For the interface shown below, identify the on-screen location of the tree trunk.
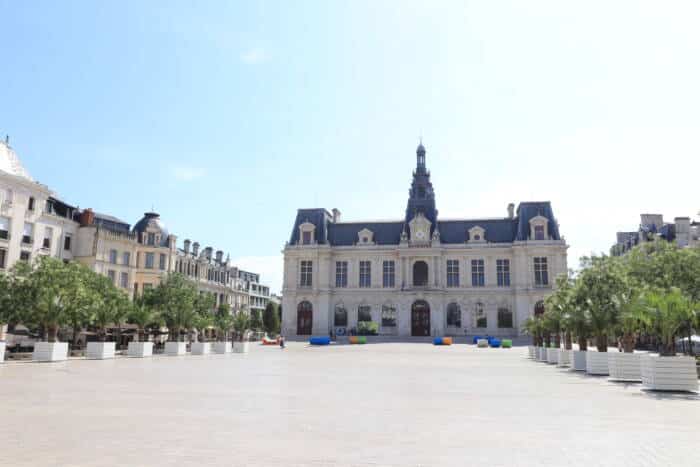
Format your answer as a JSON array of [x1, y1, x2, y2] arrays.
[[72, 325, 81, 349], [577, 336, 587, 351], [564, 331, 572, 350], [596, 334, 608, 352], [554, 333, 561, 347], [47, 324, 59, 343], [116, 327, 122, 350], [543, 333, 551, 347], [621, 332, 635, 353]]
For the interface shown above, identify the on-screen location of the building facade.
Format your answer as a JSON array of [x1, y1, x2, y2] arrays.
[[281, 143, 568, 338], [611, 212, 699, 256], [238, 269, 271, 314]]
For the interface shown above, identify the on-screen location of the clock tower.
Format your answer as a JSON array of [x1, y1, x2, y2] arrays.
[[405, 142, 438, 235]]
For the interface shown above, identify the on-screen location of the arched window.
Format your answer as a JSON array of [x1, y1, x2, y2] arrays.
[[475, 302, 487, 328], [381, 305, 397, 327], [413, 261, 428, 287], [358, 305, 372, 323], [534, 300, 545, 316], [446, 303, 461, 327], [334, 305, 347, 327], [497, 308, 513, 328]]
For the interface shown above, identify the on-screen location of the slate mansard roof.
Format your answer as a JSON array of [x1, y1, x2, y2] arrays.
[[288, 201, 561, 247]]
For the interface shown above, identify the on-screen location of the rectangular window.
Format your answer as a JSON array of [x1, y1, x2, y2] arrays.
[[534, 257, 549, 286], [120, 272, 129, 288], [122, 251, 130, 266], [302, 231, 312, 245], [382, 260, 395, 288], [145, 252, 155, 269], [0, 248, 6, 269], [159, 253, 166, 270], [64, 235, 72, 251], [446, 259, 460, 287], [497, 259, 510, 287], [109, 249, 118, 264], [107, 270, 116, 284], [534, 225, 545, 240], [497, 308, 513, 328], [28, 197, 35, 211], [300, 260, 313, 287], [20, 250, 30, 262], [335, 261, 347, 288], [358, 306, 372, 322], [0, 216, 9, 240], [359, 260, 371, 288], [42, 227, 52, 249], [22, 223, 33, 245], [381, 305, 397, 327], [147, 232, 155, 245], [471, 259, 485, 287]]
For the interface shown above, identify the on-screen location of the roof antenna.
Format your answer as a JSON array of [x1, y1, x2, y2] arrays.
[[4, 135, 8, 145]]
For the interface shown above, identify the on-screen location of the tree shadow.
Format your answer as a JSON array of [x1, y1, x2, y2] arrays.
[[639, 389, 700, 401]]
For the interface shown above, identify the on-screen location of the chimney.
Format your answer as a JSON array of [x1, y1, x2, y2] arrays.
[[507, 203, 515, 219], [205, 246, 213, 260], [192, 242, 200, 256], [80, 208, 95, 226], [184, 239, 191, 254], [216, 250, 223, 263], [332, 208, 341, 223], [674, 217, 691, 247]]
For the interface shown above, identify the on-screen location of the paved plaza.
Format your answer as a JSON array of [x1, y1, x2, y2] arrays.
[[1, 343, 698, 467]]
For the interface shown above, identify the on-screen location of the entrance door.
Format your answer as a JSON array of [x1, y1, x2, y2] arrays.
[[297, 301, 313, 335], [411, 300, 430, 336]]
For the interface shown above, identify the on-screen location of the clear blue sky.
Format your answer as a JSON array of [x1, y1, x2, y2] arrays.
[[2, 1, 699, 293]]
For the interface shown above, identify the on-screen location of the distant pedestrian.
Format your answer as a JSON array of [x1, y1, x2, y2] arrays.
[[279, 335, 285, 350]]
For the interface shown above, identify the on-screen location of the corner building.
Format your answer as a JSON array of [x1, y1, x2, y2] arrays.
[[282, 143, 568, 338]]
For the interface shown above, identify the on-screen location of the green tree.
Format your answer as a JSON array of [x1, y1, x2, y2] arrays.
[[149, 273, 199, 342], [213, 304, 233, 341], [249, 309, 263, 332], [127, 295, 160, 342], [0, 273, 13, 341], [645, 288, 698, 356], [263, 301, 280, 336], [611, 287, 650, 352], [522, 316, 543, 347], [232, 311, 250, 342]]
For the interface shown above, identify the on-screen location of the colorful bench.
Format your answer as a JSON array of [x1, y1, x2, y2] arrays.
[[488, 338, 501, 348], [477, 339, 489, 348], [349, 336, 367, 344], [309, 336, 331, 346], [501, 339, 512, 348], [433, 337, 453, 346]]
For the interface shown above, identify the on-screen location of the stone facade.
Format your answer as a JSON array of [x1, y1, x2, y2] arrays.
[[282, 143, 568, 338], [611, 212, 699, 255]]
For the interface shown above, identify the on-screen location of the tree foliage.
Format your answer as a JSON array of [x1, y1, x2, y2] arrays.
[[263, 301, 280, 336]]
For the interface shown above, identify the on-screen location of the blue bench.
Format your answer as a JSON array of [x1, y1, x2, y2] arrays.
[[309, 336, 331, 346]]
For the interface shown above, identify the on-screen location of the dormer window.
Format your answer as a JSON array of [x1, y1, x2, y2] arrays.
[[468, 226, 486, 243], [529, 216, 549, 241], [357, 228, 374, 245], [299, 222, 316, 246]]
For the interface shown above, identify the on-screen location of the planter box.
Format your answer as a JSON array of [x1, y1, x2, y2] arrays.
[[127, 341, 153, 358], [528, 346, 536, 359], [571, 350, 587, 371], [537, 347, 548, 362], [164, 342, 188, 356], [191, 342, 211, 355], [557, 349, 571, 367], [0, 341, 5, 363], [233, 341, 250, 353], [86, 342, 116, 360], [212, 342, 231, 354], [546, 348, 559, 364], [608, 352, 641, 382], [641, 354, 699, 392], [586, 351, 610, 375], [32, 342, 68, 362], [476, 339, 489, 348]]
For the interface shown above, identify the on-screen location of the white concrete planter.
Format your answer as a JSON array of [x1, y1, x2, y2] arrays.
[[191, 342, 211, 355], [546, 348, 559, 364], [608, 352, 641, 382], [537, 347, 547, 362], [477, 339, 488, 348], [86, 342, 116, 360], [32, 342, 68, 362], [527, 345, 536, 359], [557, 348, 571, 367], [586, 351, 610, 375], [233, 341, 250, 353], [0, 341, 5, 363], [641, 354, 699, 392], [213, 342, 231, 354], [571, 350, 587, 371], [164, 341, 188, 356], [127, 341, 153, 358]]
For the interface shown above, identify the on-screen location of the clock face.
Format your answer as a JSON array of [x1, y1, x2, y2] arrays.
[[416, 230, 426, 239]]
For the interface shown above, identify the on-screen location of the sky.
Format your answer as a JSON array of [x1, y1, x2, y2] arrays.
[[1, 1, 699, 293]]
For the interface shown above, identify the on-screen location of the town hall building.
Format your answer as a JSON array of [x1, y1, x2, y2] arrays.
[[281, 142, 568, 338]]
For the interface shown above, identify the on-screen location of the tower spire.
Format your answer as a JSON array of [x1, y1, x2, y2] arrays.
[[416, 139, 426, 172]]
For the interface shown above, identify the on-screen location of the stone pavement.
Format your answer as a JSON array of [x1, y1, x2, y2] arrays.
[[0, 342, 697, 467]]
